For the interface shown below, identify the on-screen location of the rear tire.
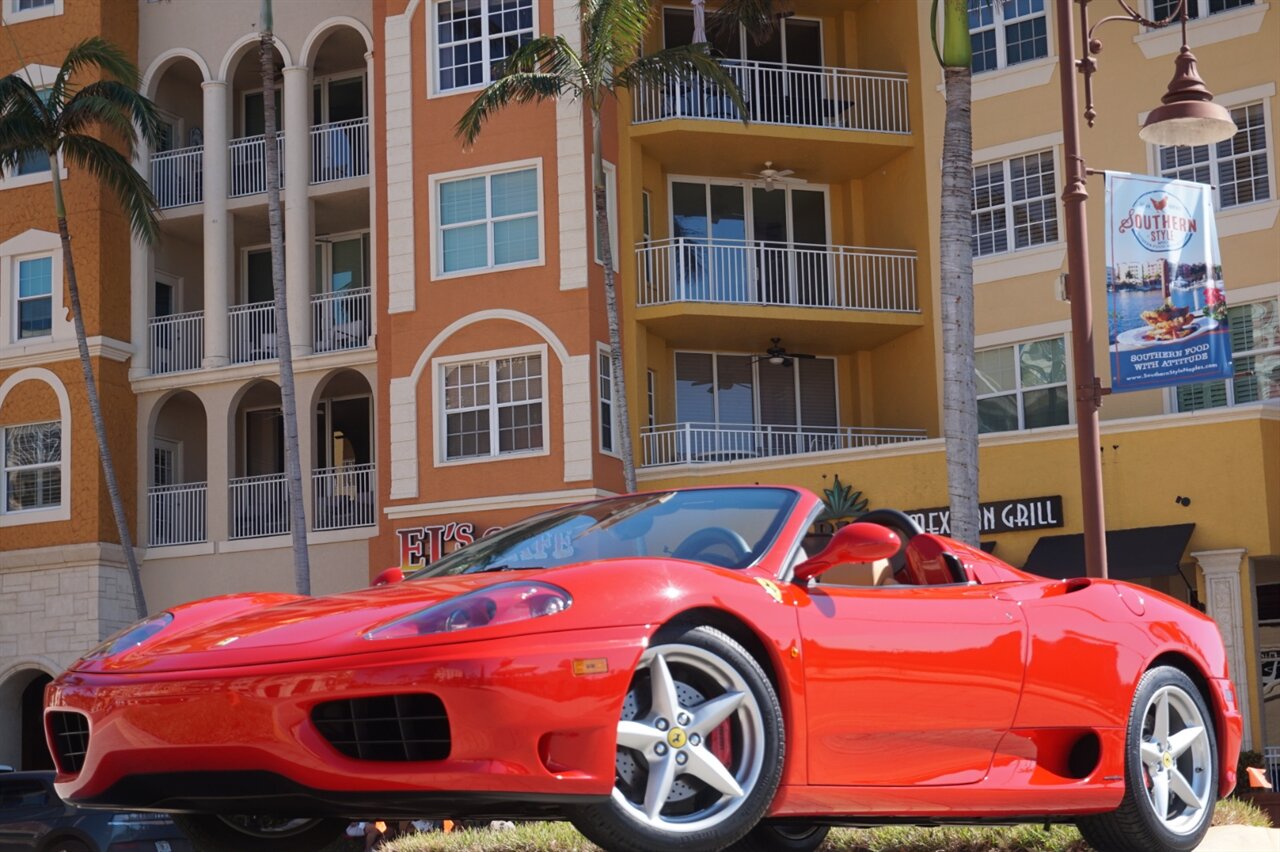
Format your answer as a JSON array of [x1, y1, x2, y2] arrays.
[[173, 814, 348, 852], [728, 820, 829, 851], [1075, 666, 1217, 852]]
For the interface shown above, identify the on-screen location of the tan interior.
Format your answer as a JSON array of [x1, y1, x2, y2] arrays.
[[821, 558, 898, 587]]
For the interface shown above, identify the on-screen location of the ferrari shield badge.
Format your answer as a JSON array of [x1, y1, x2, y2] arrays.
[[754, 577, 783, 603]]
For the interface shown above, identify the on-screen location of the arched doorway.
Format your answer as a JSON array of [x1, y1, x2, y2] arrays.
[[0, 668, 53, 770]]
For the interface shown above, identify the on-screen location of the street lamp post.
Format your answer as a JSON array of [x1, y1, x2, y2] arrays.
[[1054, 0, 1236, 579]]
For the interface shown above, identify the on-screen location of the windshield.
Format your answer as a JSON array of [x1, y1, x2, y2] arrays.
[[408, 488, 799, 578]]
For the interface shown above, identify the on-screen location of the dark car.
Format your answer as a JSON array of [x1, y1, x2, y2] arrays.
[[0, 771, 191, 852]]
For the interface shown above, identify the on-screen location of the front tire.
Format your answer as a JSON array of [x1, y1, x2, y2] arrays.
[[569, 625, 783, 852], [1076, 666, 1217, 852], [172, 814, 348, 852]]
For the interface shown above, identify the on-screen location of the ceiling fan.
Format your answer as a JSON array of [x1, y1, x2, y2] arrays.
[[744, 162, 807, 191], [753, 338, 816, 367]]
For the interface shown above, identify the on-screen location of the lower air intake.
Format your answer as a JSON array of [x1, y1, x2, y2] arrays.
[[312, 693, 451, 762], [48, 711, 90, 774]]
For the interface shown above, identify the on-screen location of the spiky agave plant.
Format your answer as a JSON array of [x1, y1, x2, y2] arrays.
[[818, 474, 869, 523]]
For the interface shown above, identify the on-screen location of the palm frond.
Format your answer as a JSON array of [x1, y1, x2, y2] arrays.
[[456, 72, 569, 146], [60, 134, 158, 243], [582, 0, 652, 84], [59, 80, 160, 150], [0, 75, 54, 171], [710, 0, 783, 44], [502, 34, 585, 83], [615, 43, 748, 123], [51, 37, 141, 107]]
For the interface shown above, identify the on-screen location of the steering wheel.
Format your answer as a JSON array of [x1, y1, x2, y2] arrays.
[[673, 526, 753, 568], [855, 509, 922, 543]]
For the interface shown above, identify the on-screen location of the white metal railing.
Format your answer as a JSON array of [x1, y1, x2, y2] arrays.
[[641, 422, 928, 467], [637, 238, 918, 313], [311, 117, 370, 184], [1265, 746, 1280, 791], [229, 133, 285, 197], [150, 145, 203, 208], [311, 287, 371, 353], [312, 463, 376, 531], [148, 482, 207, 546], [632, 60, 910, 134], [229, 301, 277, 364], [148, 310, 204, 375], [229, 472, 289, 539]]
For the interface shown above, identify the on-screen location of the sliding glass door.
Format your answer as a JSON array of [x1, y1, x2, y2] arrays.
[[671, 180, 830, 306]]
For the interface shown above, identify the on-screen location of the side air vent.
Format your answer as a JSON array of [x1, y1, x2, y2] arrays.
[[48, 711, 90, 774], [312, 693, 451, 762]]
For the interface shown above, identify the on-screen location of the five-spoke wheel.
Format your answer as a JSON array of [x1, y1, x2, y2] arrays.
[[1077, 666, 1218, 852], [570, 624, 783, 852]]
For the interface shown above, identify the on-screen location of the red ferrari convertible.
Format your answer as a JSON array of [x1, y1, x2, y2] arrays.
[[45, 486, 1240, 852]]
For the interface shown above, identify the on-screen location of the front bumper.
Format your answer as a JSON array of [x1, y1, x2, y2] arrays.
[[46, 626, 645, 817]]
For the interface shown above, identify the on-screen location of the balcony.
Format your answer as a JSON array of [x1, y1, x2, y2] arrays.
[[229, 133, 286, 198], [229, 472, 289, 539], [151, 145, 203, 209], [311, 118, 370, 184], [641, 422, 928, 468], [147, 482, 208, 546], [229, 301, 277, 365], [149, 311, 204, 374], [313, 463, 376, 531], [637, 239, 918, 313], [311, 288, 372, 353], [632, 61, 909, 135]]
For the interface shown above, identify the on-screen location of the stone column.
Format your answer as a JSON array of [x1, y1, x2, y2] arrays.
[[364, 50, 378, 340], [283, 65, 313, 358], [128, 235, 152, 381], [203, 385, 232, 544], [202, 80, 231, 368], [1196, 547, 1252, 750]]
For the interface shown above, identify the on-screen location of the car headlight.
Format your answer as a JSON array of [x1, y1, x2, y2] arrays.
[[363, 582, 572, 641], [83, 612, 174, 660]]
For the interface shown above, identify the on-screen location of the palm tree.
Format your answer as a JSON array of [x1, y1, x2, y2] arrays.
[[258, 0, 311, 595], [0, 38, 159, 617], [931, 0, 980, 546], [458, 0, 744, 494]]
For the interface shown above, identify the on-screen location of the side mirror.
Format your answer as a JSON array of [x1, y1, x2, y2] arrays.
[[372, 567, 404, 587], [793, 522, 901, 582]]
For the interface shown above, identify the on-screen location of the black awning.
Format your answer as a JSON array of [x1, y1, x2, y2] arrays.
[[1022, 524, 1195, 580]]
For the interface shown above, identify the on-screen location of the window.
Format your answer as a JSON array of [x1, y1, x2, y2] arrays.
[[1257, 581, 1280, 624], [598, 348, 615, 454], [3, 0, 60, 23], [442, 353, 543, 460], [675, 352, 837, 427], [972, 149, 1058, 256], [8, 88, 50, 176], [15, 255, 53, 339], [435, 0, 534, 93], [1152, 0, 1253, 20], [594, 162, 618, 271], [976, 336, 1069, 433], [969, 0, 1049, 74], [437, 165, 541, 274], [2, 421, 61, 512], [1177, 299, 1279, 411], [1158, 102, 1270, 209]]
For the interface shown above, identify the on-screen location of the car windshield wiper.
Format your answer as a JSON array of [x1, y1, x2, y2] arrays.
[[464, 563, 543, 574]]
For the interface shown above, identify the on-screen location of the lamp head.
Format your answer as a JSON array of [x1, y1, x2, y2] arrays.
[[1139, 47, 1236, 147]]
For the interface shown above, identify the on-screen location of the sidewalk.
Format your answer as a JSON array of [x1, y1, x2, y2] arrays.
[[1198, 826, 1280, 851]]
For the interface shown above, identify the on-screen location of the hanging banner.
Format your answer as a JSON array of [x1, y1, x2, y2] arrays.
[[1105, 171, 1232, 392]]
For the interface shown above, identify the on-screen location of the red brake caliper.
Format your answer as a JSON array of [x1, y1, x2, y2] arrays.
[[709, 720, 732, 766]]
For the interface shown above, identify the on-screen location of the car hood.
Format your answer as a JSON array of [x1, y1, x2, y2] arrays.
[[74, 572, 565, 674]]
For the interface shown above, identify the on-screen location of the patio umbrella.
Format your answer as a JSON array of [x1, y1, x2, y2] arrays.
[[692, 0, 707, 43]]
